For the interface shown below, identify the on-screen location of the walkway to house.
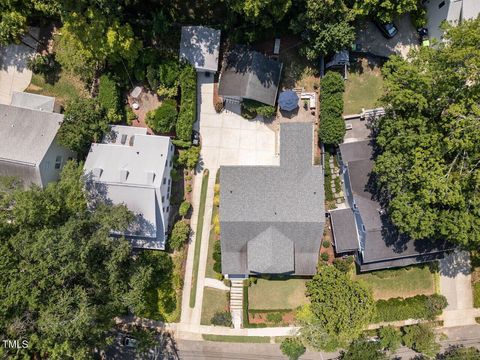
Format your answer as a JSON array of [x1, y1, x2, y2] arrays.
[[439, 250, 480, 327], [230, 279, 244, 329], [204, 278, 230, 291], [0, 29, 38, 104]]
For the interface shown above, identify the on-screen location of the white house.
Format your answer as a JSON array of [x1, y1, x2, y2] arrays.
[[84, 125, 174, 250], [425, 0, 480, 42], [179, 26, 221, 73], [0, 96, 75, 187]]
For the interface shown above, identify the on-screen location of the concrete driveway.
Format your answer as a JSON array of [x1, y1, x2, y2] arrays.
[[197, 73, 279, 169], [0, 30, 37, 104], [355, 14, 419, 59]]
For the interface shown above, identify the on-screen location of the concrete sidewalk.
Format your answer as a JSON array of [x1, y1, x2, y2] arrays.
[[204, 277, 230, 291]]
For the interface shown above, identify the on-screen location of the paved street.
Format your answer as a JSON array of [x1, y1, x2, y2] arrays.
[[0, 30, 38, 104]]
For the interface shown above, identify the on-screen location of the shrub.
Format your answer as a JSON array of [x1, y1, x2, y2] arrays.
[[27, 53, 59, 79], [176, 64, 196, 143], [333, 256, 354, 273], [321, 252, 329, 262], [319, 71, 346, 145], [179, 201, 191, 217], [213, 194, 220, 207], [378, 325, 402, 352], [185, 184, 192, 193], [374, 294, 448, 323], [402, 323, 440, 358], [125, 105, 137, 125], [321, 71, 344, 95], [146, 99, 178, 134], [214, 184, 220, 195], [98, 75, 122, 123], [177, 146, 200, 170], [211, 312, 232, 327], [473, 282, 480, 308], [322, 240, 330, 248], [214, 99, 224, 113], [170, 220, 190, 251], [241, 99, 276, 119], [411, 5, 427, 28], [266, 312, 283, 324], [280, 338, 306, 360], [213, 241, 222, 274]]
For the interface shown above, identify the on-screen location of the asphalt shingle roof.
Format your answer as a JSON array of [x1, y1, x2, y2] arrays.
[[220, 123, 324, 275], [179, 26, 221, 72], [330, 208, 359, 252]]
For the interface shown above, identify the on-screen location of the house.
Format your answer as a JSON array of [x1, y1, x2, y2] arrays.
[[220, 123, 325, 277], [10, 91, 56, 112], [0, 100, 74, 187], [84, 125, 174, 250], [218, 46, 283, 106], [331, 139, 450, 271], [179, 26, 221, 73], [425, 0, 480, 42]]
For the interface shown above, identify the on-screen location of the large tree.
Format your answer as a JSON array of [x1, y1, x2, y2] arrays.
[[353, 0, 419, 23], [298, 265, 374, 351], [291, 0, 355, 60], [373, 18, 480, 248], [340, 338, 388, 360], [0, 162, 174, 359]]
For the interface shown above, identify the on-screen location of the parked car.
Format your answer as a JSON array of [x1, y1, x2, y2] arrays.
[[192, 130, 201, 146], [121, 336, 137, 348], [374, 20, 398, 39]]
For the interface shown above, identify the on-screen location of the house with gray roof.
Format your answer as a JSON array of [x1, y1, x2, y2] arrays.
[[10, 91, 55, 112], [332, 139, 450, 271], [180, 26, 221, 72], [0, 102, 74, 187], [218, 46, 283, 106], [84, 125, 174, 250], [220, 123, 324, 277]]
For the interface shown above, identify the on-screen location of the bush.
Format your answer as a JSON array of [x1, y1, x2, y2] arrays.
[[280, 338, 306, 360], [374, 294, 448, 323], [402, 323, 440, 358], [125, 105, 137, 125], [146, 99, 178, 134], [98, 75, 122, 123], [241, 99, 276, 119], [214, 99, 224, 113], [146, 60, 180, 93], [319, 71, 346, 145], [333, 256, 354, 273], [176, 65, 196, 143], [320, 252, 329, 261], [266, 312, 283, 324], [321, 71, 345, 95], [322, 240, 330, 248], [177, 146, 200, 170], [411, 5, 427, 28], [27, 53, 59, 79], [185, 184, 192, 193], [213, 241, 222, 274], [378, 325, 402, 352], [179, 201, 191, 217], [473, 282, 480, 308], [211, 311, 232, 327], [213, 194, 220, 207], [170, 220, 190, 251]]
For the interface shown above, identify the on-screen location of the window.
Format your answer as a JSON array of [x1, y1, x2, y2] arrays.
[[168, 179, 171, 186], [162, 196, 165, 202], [169, 160, 172, 167], [166, 206, 170, 213], [439, 1, 445, 8], [163, 177, 166, 185], [167, 193, 170, 200], [163, 207, 165, 212], [361, 224, 366, 232], [54, 156, 62, 170]]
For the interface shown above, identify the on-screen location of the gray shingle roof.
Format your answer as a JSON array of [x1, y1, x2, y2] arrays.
[[218, 46, 282, 106], [179, 26, 221, 72], [0, 103, 63, 165], [330, 208, 359, 252], [220, 123, 324, 275], [10, 91, 55, 112]]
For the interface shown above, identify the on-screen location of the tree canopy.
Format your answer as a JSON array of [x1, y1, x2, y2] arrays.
[[340, 338, 388, 360], [0, 162, 176, 358], [298, 265, 374, 351], [373, 18, 480, 248]]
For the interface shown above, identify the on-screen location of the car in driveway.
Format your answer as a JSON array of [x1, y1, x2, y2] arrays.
[[121, 336, 137, 348], [374, 20, 399, 39]]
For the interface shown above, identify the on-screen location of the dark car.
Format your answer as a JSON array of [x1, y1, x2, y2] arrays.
[[374, 20, 398, 39], [192, 130, 201, 146]]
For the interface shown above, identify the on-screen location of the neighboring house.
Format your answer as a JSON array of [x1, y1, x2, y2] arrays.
[[220, 123, 325, 277], [179, 26, 221, 73], [0, 101, 74, 187], [425, 0, 480, 42], [331, 139, 450, 271], [218, 45, 283, 106], [84, 125, 174, 250], [10, 91, 55, 112]]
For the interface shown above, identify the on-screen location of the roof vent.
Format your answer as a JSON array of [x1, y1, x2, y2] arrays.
[[378, 208, 386, 215], [121, 134, 127, 145], [120, 169, 129, 182], [146, 172, 156, 184], [129, 135, 135, 146], [92, 167, 103, 178]]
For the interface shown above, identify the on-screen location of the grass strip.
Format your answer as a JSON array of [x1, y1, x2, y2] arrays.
[[189, 170, 210, 307], [202, 334, 270, 343]]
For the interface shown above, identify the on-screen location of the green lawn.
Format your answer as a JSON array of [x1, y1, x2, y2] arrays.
[[248, 278, 309, 310], [343, 59, 384, 115], [189, 170, 210, 307], [26, 72, 89, 106], [354, 265, 437, 300], [202, 335, 270, 343], [201, 288, 229, 325]]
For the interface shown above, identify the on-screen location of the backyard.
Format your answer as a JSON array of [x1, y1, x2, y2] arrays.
[[354, 264, 438, 300], [343, 57, 384, 115], [201, 288, 229, 325]]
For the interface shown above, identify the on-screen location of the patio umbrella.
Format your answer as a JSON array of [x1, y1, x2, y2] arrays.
[[278, 90, 299, 111]]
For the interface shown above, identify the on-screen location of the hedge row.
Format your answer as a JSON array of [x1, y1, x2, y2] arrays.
[[319, 71, 346, 145], [373, 294, 448, 323], [176, 64, 196, 144], [98, 74, 122, 123], [324, 152, 334, 201]]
